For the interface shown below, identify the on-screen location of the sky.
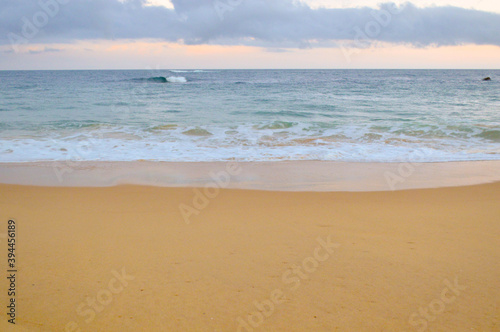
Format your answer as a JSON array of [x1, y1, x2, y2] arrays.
[[1, 0, 499, 69]]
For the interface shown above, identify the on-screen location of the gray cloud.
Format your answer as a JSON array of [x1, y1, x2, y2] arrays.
[[1, 0, 499, 49]]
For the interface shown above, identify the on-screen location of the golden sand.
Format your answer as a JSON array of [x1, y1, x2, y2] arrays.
[[0, 181, 499, 331]]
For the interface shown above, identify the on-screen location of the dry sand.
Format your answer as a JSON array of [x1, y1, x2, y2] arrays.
[[0, 177, 499, 331]]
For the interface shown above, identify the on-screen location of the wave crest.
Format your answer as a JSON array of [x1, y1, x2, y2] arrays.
[[166, 76, 187, 83], [135, 76, 187, 83]]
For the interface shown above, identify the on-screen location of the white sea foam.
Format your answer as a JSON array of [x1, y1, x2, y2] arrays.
[[166, 76, 187, 83], [1, 123, 499, 162]]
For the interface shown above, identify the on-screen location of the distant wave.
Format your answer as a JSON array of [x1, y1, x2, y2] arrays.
[[147, 76, 168, 83], [166, 76, 187, 83], [170, 70, 211, 73], [132, 76, 187, 83]]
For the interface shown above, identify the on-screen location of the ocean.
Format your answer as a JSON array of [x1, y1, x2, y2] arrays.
[[0, 69, 499, 163]]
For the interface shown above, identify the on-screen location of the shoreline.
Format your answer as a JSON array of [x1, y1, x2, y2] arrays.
[[0, 160, 499, 191]]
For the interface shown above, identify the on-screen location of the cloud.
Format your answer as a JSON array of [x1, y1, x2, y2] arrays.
[[1, 0, 499, 49], [27, 47, 62, 54]]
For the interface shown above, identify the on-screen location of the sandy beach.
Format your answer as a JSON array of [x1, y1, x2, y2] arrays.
[[0, 162, 499, 331], [2, 1, 499, 330]]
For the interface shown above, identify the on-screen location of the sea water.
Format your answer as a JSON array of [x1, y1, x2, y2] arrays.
[[0, 69, 499, 162]]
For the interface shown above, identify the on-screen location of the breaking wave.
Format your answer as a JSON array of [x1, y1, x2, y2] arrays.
[[132, 76, 187, 83]]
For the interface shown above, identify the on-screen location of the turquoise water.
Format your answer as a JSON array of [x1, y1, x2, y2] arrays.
[[0, 69, 499, 162]]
